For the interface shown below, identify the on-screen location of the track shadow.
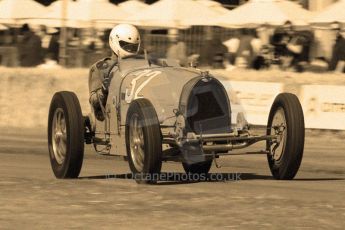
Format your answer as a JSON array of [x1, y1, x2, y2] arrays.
[[79, 172, 273, 185], [155, 173, 272, 186], [79, 172, 345, 185], [79, 173, 132, 180], [294, 178, 345, 181]]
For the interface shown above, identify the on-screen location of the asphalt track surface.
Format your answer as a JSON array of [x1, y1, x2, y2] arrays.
[[0, 128, 344, 229]]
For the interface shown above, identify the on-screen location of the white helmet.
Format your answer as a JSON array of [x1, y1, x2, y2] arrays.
[[109, 24, 141, 58]]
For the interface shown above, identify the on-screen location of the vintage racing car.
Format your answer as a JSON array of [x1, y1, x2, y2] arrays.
[[48, 56, 305, 183]]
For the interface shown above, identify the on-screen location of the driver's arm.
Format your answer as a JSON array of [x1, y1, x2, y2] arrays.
[[89, 57, 118, 107], [88, 65, 104, 107]]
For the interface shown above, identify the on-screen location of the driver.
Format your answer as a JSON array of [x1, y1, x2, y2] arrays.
[[89, 24, 141, 121]]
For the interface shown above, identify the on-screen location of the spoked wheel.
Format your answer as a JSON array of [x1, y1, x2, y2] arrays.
[[125, 99, 162, 184], [266, 93, 305, 180], [52, 108, 67, 165], [48, 91, 84, 179], [129, 114, 145, 172]]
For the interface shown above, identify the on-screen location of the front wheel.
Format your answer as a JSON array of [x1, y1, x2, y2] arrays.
[[266, 93, 305, 180], [48, 91, 84, 178], [125, 99, 162, 184]]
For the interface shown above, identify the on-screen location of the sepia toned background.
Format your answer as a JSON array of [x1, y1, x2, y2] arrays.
[[0, 0, 344, 229]]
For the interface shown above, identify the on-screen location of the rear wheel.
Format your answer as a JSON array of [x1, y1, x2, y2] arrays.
[[125, 99, 162, 184], [48, 91, 84, 178], [266, 93, 304, 180]]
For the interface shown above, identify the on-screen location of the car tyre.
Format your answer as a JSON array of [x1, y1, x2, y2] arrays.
[[266, 93, 304, 180], [48, 91, 84, 178], [126, 99, 162, 184]]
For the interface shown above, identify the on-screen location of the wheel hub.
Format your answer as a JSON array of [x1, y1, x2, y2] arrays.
[[270, 108, 287, 161], [52, 108, 67, 165], [129, 114, 145, 172]]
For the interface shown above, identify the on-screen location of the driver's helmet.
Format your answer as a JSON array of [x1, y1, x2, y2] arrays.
[[109, 24, 141, 58]]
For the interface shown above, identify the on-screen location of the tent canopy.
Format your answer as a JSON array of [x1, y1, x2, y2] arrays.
[[311, 0, 345, 25], [0, 0, 46, 24], [0, 24, 8, 30], [118, 0, 148, 15], [216, 0, 313, 28], [128, 0, 221, 28], [31, 0, 127, 28], [72, 0, 127, 22], [196, 0, 230, 15], [29, 0, 79, 27]]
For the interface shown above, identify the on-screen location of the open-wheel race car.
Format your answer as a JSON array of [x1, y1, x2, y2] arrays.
[[48, 56, 305, 183]]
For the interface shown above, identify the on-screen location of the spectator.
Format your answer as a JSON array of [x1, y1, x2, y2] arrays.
[[37, 28, 61, 68], [18, 24, 43, 67], [288, 29, 314, 72], [39, 27, 55, 60], [271, 21, 312, 72], [0, 27, 14, 46], [329, 22, 345, 72], [166, 33, 187, 66], [210, 37, 228, 69], [236, 28, 255, 68], [271, 21, 294, 60], [0, 30, 4, 46], [223, 30, 240, 68], [251, 29, 268, 70], [198, 31, 228, 68], [256, 24, 271, 46], [47, 30, 60, 62], [251, 30, 263, 55], [0, 28, 17, 66]]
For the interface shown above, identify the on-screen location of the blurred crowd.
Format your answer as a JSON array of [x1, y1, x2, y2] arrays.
[[0, 0, 344, 72], [0, 23, 112, 68], [166, 21, 345, 73], [0, 21, 344, 73]]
